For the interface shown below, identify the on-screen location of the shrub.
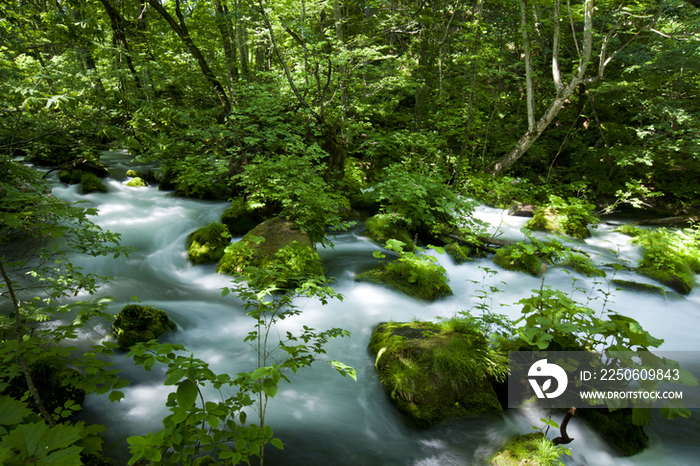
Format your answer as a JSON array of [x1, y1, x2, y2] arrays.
[[81, 172, 108, 193], [526, 195, 599, 239]]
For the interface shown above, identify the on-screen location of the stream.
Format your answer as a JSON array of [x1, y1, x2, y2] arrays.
[[40, 152, 700, 465]]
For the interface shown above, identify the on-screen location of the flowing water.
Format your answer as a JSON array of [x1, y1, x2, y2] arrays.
[[41, 152, 700, 465]]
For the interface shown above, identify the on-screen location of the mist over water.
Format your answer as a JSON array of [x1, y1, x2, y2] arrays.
[[45, 153, 700, 465]]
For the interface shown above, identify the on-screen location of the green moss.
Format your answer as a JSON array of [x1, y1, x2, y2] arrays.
[[561, 252, 606, 277], [187, 222, 230, 265], [638, 264, 694, 295], [526, 208, 591, 239], [112, 304, 177, 350], [494, 244, 543, 276], [220, 197, 265, 236], [612, 279, 667, 296], [490, 433, 564, 466], [364, 214, 414, 252], [369, 321, 505, 427], [444, 241, 472, 264], [81, 172, 108, 193], [59, 170, 72, 184], [217, 217, 324, 288], [126, 177, 147, 187], [126, 169, 139, 178], [613, 225, 644, 237], [577, 408, 648, 457], [356, 255, 452, 301]]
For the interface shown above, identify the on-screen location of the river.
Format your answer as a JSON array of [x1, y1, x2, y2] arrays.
[[45, 152, 700, 465]]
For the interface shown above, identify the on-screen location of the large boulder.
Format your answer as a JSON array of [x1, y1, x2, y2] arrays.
[[217, 217, 324, 287], [369, 320, 505, 427], [187, 222, 230, 265], [112, 304, 177, 350]]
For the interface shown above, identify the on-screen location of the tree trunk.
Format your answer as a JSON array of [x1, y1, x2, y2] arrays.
[[487, 0, 594, 175], [147, 0, 232, 115]]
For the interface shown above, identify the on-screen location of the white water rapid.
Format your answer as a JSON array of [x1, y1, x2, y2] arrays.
[[42, 152, 700, 465]]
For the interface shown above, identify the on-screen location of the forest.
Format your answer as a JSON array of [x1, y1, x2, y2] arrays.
[[1, 0, 700, 464]]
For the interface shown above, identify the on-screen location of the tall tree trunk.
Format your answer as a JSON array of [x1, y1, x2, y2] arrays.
[[487, 0, 594, 175], [147, 0, 232, 114], [214, 0, 239, 94]]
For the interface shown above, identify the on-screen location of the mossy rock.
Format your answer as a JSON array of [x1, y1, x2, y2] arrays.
[[3, 358, 86, 416], [363, 214, 415, 252], [112, 304, 177, 350], [126, 177, 147, 187], [59, 170, 72, 184], [561, 252, 606, 277], [60, 169, 86, 185], [187, 222, 230, 265], [356, 257, 452, 301], [493, 244, 543, 277], [444, 241, 472, 264], [489, 433, 563, 466], [526, 208, 590, 239], [81, 172, 108, 193], [612, 279, 667, 296], [577, 408, 648, 457], [369, 321, 504, 427], [217, 217, 324, 288], [127, 169, 158, 184], [637, 265, 694, 295], [220, 197, 265, 236]]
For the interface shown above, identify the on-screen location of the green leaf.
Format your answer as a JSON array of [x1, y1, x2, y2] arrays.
[[176, 379, 199, 408], [270, 437, 284, 450], [262, 378, 278, 398], [37, 446, 83, 466], [0, 395, 33, 425]]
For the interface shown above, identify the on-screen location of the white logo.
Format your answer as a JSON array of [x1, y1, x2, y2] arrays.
[[528, 359, 568, 399]]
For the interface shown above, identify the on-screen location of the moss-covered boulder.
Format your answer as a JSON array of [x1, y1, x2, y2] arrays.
[[560, 252, 606, 277], [363, 214, 414, 252], [577, 408, 648, 457], [113, 304, 177, 350], [126, 177, 147, 187], [444, 241, 472, 264], [369, 320, 505, 427], [526, 208, 591, 239], [356, 250, 452, 301], [81, 172, 108, 193], [60, 169, 87, 185], [220, 197, 265, 236], [489, 433, 564, 466], [612, 279, 667, 296], [217, 217, 324, 287], [187, 222, 230, 265], [494, 244, 544, 276]]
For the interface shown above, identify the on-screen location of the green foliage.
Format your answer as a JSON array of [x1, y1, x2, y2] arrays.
[[126, 274, 354, 465], [561, 252, 607, 278], [187, 222, 231, 265], [112, 304, 177, 350], [364, 214, 415, 252], [365, 164, 478, 234], [461, 174, 553, 208], [357, 243, 452, 301]]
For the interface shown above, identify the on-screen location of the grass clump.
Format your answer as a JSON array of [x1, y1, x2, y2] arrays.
[[490, 433, 566, 466], [187, 222, 230, 265], [370, 318, 506, 427]]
